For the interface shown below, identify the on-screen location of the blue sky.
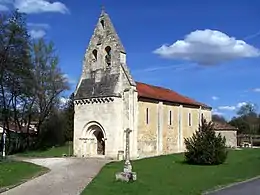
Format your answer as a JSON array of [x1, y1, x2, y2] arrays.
[[1, 0, 260, 120]]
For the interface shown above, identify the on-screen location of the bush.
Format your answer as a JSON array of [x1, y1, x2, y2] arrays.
[[184, 118, 228, 165]]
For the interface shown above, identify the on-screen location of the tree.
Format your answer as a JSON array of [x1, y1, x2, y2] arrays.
[[236, 103, 259, 146], [184, 118, 228, 165], [0, 10, 33, 155], [1, 10, 70, 155], [63, 93, 74, 142], [229, 117, 249, 135], [31, 38, 69, 137], [212, 114, 227, 123]]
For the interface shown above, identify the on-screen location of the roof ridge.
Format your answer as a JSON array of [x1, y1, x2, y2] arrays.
[[135, 81, 211, 109]]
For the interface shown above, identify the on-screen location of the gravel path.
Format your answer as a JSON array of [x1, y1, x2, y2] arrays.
[[1, 158, 110, 195]]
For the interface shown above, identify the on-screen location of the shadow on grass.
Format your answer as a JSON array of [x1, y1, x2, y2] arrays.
[[174, 159, 230, 167]]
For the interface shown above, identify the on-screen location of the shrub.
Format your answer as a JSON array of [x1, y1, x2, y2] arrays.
[[184, 118, 228, 165]]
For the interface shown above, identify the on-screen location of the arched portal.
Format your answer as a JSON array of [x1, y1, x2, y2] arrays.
[[93, 128, 105, 155], [83, 122, 106, 156]]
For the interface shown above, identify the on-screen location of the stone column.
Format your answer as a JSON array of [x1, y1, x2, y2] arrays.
[[124, 128, 132, 172]]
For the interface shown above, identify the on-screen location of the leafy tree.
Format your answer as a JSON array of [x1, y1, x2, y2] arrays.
[[229, 117, 249, 135], [0, 10, 70, 155], [236, 103, 259, 145], [63, 93, 74, 141], [0, 10, 33, 155], [31, 38, 69, 136], [212, 114, 227, 123], [184, 118, 228, 165], [37, 108, 66, 149]]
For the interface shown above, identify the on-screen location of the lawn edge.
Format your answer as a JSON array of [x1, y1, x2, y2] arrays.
[[202, 175, 260, 194], [0, 163, 50, 194]]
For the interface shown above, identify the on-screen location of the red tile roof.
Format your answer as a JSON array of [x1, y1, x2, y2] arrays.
[[0, 123, 37, 134], [136, 82, 211, 109], [213, 121, 238, 131]]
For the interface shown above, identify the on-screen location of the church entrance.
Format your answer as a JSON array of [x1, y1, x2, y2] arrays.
[[93, 128, 105, 155], [84, 122, 106, 157]]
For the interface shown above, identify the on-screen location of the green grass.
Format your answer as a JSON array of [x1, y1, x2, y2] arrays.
[[81, 149, 260, 195], [17, 142, 73, 158], [0, 160, 47, 190]]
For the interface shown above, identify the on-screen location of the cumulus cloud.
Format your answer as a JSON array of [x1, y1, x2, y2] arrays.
[[212, 109, 224, 116], [29, 29, 46, 39], [0, 0, 69, 14], [27, 23, 50, 39], [153, 29, 260, 65], [218, 102, 250, 112], [218, 106, 236, 111], [212, 96, 219, 100], [237, 102, 247, 108]]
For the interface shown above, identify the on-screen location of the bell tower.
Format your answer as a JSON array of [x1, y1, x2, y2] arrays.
[[73, 8, 138, 160], [75, 7, 135, 99]]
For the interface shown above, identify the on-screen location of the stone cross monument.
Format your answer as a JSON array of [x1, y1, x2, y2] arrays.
[[115, 128, 137, 182]]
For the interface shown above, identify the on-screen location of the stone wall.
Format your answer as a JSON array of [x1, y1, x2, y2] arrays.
[[162, 103, 179, 154], [73, 10, 138, 160], [137, 99, 212, 158], [137, 99, 158, 157], [215, 130, 237, 148], [73, 97, 124, 158]]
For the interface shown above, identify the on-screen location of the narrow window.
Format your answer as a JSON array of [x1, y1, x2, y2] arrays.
[[169, 110, 172, 125], [188, 113, 192, 126], [201, 113, 204, 120], [92, 49, 97, 61], [105, 46, 111, 66], [146, 108, 149, 124], [100, 20, 105, 29]]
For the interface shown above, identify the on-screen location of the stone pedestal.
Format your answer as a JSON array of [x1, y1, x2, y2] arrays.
[[115, 171, 137, 182]]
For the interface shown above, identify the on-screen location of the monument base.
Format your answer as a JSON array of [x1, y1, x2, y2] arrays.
[[115, 171, 137, 182]]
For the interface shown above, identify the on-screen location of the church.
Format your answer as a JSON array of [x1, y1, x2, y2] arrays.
[[73, 9, 212, 160]]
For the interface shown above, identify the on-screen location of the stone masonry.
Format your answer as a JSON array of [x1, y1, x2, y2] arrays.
[[73, 9, 138, 159], [73, 8, 215, 160]]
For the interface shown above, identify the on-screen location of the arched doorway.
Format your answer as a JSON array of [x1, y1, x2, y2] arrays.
[[83, 122, 106, 156], [93, 128, 105, 155]]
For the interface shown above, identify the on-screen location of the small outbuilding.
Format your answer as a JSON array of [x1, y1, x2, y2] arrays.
[[213, 122, 238, 148]]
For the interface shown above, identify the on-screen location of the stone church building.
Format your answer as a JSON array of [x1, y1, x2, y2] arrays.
[[73, 9, 212, 160]]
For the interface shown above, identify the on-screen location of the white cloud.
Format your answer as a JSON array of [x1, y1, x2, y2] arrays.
[[218, 106, 236, 111], [237, 102, 247, 108], [29, 29, 46, 39], [217, 102, 250, 112], [13, 0, 69, 14], [212, 96, 219, 100], [153, 29, 260, 65], [212, 109, 224, 116]]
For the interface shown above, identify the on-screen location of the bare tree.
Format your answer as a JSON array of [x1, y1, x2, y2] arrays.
[[31, 38, 69, 136]]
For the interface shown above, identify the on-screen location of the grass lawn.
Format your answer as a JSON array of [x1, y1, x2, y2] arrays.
[[0, 160, 47, 190], [81, 149, 260, 195], [17, 142, 73, 158]]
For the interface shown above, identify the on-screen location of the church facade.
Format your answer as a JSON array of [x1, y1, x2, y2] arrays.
[[73, 10, 212, 160]]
